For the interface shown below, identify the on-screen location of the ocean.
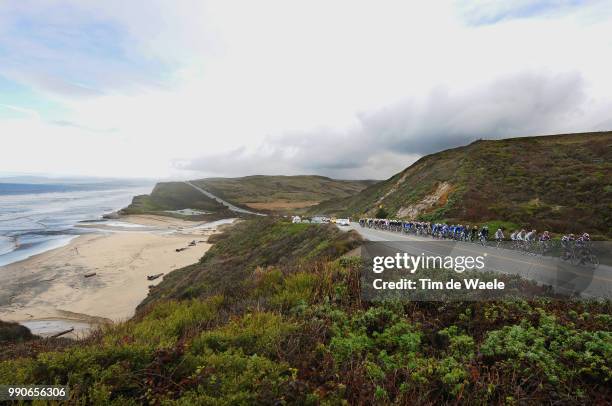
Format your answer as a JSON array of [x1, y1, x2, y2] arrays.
[[0, 182, 153, 267]]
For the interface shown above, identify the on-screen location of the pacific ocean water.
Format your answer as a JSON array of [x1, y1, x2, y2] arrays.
[[0, 182, 153, 267]]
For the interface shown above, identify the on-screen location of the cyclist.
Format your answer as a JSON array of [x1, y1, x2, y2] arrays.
[[510, 230, 518, 241], [525, 229, 537, 242], [471, 225, 478, 242], [536, 230, 552, 255], [578, 232, 590, 242], [573, 233, 594, 265], [479, 225, 489, 245], [561, 233, 575, 260], [463, 225, 471, 241], [494, 228, 504, 248], [522, 229, 537, 254], [561, 233, 575, 243], [442, 224, 449, 239], [539, 231, 551, 241]]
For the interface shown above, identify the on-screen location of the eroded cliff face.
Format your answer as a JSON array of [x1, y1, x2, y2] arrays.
[[396, 181, 454, 219]]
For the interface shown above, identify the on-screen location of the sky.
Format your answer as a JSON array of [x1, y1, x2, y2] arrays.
[[1, 0, 611, 180]]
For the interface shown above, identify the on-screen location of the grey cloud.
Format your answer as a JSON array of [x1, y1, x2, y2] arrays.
[[271, 130, 374, 171], [174, 147, 295, 178], [179, 70, 604, 180], [360, 71, 587, 156]]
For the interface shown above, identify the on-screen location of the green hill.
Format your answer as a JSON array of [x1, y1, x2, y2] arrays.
[[191, 175, 376, 213], [122, 176, 376, 217], [121, 181, 234, 219], [311, 132, 612, 238]]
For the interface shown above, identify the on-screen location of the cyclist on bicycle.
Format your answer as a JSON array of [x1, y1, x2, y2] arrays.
[[442, 224, 449, 239], [578, 232, 590, 242], [479, 225, 489, 243], [494, 228, 504, 248], [539, 231, 551, 241], [463, 226, 470, 241], [561, 233, 575, 260], [457, 225, 464, 240], [525, 229, 537, 242], [574, 233, 594, 265], [561, 233, 576, 243], [495, 228, 504, 241]]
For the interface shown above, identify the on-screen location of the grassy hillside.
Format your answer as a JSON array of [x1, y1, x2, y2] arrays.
[[1, 219, 610, 404], [139, 217, 361, 309], [192, 175, 376, 213], [311, 132, 612, 238], [121, 181, 232, 219]]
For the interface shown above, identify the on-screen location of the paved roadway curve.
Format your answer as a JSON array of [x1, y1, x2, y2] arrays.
[[347, 222, 612, 299], [184, 181, 267, 216]]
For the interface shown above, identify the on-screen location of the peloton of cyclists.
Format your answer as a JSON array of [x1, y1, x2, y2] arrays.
[[357, 217, 595, 263]]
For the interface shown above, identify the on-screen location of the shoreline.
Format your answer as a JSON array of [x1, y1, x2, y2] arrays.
[[0, 214, 233, 338]]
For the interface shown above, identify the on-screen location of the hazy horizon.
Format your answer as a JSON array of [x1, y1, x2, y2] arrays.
[[2, 128, 611, 183]]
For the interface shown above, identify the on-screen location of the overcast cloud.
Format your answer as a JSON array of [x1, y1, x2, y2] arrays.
[[1, 1, 611, 179], [181, 70, 606, 179]]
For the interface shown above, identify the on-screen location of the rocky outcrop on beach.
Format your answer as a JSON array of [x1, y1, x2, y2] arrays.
[[0, 320, 34, 342]]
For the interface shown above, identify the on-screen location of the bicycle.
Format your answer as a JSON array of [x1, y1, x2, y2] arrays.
[[571, 245, 599, 268]]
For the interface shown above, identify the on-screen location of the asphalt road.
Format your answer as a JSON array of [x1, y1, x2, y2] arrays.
[[184, 181, 267, 216], [347, 222, 612, 299]]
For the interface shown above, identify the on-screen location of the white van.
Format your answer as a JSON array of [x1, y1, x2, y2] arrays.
[[336, 218, 350, 226]]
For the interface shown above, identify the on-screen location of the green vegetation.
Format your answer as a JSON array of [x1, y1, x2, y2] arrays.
[[310, 132, 612, 238], [1, 220, 610, 404], [375, 207, 389, 219], [192, 175, 376, 213], [121, 181, 232, 219], [139, 217, 360, 309]]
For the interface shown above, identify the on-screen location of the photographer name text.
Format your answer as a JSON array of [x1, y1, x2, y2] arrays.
[[372, 278, 505, 290]]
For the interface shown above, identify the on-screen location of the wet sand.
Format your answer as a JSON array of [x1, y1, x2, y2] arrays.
[[0, 215, 231, 338]]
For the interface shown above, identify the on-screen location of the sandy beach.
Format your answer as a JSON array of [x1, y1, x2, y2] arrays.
[[0, 215, 233, 338]]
